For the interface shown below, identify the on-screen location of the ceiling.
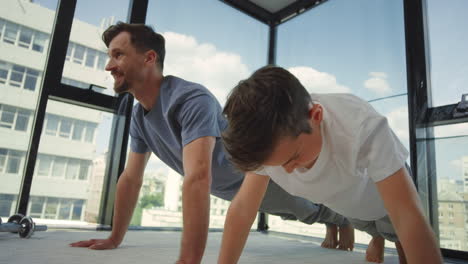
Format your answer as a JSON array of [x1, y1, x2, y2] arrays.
[[219, 0, 328, 26]]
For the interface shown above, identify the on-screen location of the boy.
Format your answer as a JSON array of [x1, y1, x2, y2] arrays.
[[218, 66, 442, 263]]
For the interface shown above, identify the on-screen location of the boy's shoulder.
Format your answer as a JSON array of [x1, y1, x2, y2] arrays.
[[311, 93, 377, 117]]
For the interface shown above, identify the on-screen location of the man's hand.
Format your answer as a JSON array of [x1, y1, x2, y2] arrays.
[[69, 238, 119, 250]]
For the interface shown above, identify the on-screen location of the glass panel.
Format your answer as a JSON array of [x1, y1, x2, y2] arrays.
[[28, 196, 45, 218], [60, 0, 130, 97], [37, 154, 52, 177], [44, 197, 59, 219], [32, 32, 47, 52], [433, 123, 468, 251], [271, 0, 407, 247], [426, 0, 468, 106], [131, 0, 267, 229], [15, 109, 31, 131], [31, 101, 113, 225], [72, 120, 84, 141], [19, 27, 33, 48], [0, 0, 57, 221], [45, 114, 59, 136], [3, 21, 18, 44], [66, 159, 80, 179]]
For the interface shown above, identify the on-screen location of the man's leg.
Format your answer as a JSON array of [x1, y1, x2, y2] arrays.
[[258, 180, 353, 250], [348, 218, 385, 263], [375, 216, 407, 264]]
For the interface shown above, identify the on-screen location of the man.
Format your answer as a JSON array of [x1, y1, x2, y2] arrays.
[[69, 22, 353, 264]]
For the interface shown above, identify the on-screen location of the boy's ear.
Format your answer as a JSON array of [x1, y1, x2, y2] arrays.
[[308, 104, 323, 124]]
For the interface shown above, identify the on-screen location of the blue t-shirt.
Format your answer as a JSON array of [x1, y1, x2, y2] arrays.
[[129, 75, 243, 200]]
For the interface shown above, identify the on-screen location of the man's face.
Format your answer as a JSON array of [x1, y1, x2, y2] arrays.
[[263, 104, 323, 174], [105, 32, 146, 94]]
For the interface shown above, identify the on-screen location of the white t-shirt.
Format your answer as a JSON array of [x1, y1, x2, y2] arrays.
[[255, 93, 408, 221]]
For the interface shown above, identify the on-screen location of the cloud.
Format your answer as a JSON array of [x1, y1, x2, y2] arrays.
[[364, 72, 391, 95], [450, 159, 462, 169], [434, 123, 468, 138], [288, 66, 351, 94], [385, 106, 409, 144], [163, 32, 250, 105]]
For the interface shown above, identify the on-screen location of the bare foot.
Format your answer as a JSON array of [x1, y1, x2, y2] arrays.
[[366, 236, 385, 263], [395, 241, 407, 264], [321, 224, 338, 249], [337, 224, 354, 251]]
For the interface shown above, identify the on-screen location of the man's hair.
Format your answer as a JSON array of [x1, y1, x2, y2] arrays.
[[222, 66, 312, 172], [102, 22, 166, 71]]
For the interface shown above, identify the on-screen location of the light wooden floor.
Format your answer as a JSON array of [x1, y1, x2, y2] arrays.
[[0, 230, 458, 264]]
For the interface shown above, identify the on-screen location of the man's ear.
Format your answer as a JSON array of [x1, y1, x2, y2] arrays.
[[145, 50, 157, 65], [308, 104, 323, 124]]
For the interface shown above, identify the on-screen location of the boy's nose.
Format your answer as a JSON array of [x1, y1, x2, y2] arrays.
[[282, 164, 295, 174]]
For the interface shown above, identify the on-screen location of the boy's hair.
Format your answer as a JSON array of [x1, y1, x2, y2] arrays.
[[102, 22, 166, 71], [222, 66, 312, 172]]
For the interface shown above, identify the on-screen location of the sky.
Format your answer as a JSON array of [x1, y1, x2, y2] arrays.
[[33, 0, 468, 180]]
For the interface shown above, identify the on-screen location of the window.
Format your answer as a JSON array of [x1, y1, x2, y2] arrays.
[[0, 19, 5, 39], [24, 69, 39, 91], [52, 157, 66, 177], [0, 194, 15, 217], [29, 196, 45, 218], [78, 160, 90, 180], [6, 150, 22, 174], [0, 61, 8, 84], [44, 197, 58, 219], [15, 109, 30, 131], [84, 123, 96, 143], [85, 49, 96, 68], [58, 199, 72, 219], [59, 119, 72, 138], [45, 114, 59, 136], [0, 148, 6, 172], [72, 120, 84, 141], [18, 27, 33, 48], [32, 32, 47, 52], [71, 200, 84, 220], [66, 43, 73, 61], [9, 65, 25, 87], [97, 52, 107, 70], [73, 44, 85, 64], [3, 22, 18, 44], [65, 159, 80, 179], [0, 105, 15, 128], [37, 154, 52, 176]]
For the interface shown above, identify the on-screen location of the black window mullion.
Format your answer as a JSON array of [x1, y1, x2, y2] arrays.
[[98, 0, 149, 226]]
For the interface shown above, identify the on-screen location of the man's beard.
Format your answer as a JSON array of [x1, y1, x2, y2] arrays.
[[114, 79, 130, 94]]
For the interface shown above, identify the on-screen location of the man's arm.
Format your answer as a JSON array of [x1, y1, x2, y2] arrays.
[[218, 172, 270, 264], [176, 136, 215, 264], [70, 151, 151, 249], [376, 167, 443, 264]]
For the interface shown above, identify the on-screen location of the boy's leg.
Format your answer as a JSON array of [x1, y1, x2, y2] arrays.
[[258, 180, 352, 249], [348, 218, 385, 263]]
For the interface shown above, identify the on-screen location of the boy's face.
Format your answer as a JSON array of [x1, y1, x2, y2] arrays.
[[263, 104, 323, 174]]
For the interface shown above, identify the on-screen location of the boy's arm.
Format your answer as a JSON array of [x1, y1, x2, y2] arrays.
[[177, 136, 215, 264], [376, 167, 443, 264], [218, 172, 270, 264]]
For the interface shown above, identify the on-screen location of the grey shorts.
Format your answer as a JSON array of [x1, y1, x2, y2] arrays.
[[348, 215, 398, 242]]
